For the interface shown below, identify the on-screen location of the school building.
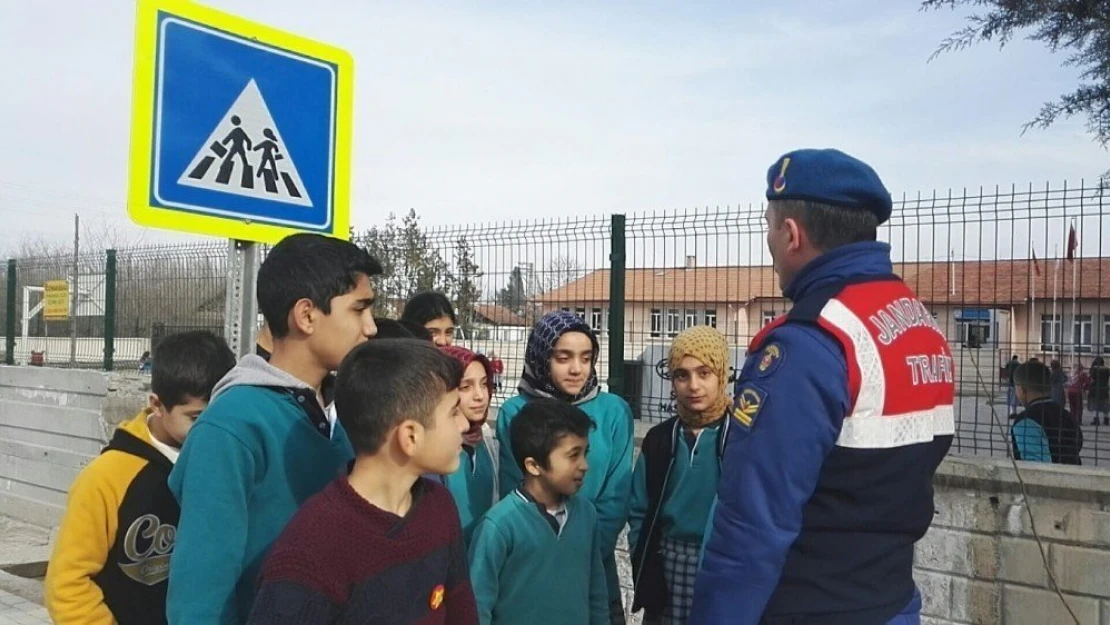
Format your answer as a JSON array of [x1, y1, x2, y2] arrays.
[[534, 257, 1110, 368]]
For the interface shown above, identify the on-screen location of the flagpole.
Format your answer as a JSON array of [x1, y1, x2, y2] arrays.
[[1052, 244, 1060, 357], [1029, 242, 1036, 358], [1070, 219, 1079, 364]]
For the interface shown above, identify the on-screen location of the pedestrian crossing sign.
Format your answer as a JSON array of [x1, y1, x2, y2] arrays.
[[127, 0, 352, 243]]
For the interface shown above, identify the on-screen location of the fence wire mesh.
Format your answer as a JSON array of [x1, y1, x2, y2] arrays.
[[2, 181, 1108, 466]]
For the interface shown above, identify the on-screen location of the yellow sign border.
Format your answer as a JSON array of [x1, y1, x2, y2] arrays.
[[127, 0, 352, 244]]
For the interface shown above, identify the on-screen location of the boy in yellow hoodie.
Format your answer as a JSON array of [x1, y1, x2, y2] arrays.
[[45, 330, 236, 625]]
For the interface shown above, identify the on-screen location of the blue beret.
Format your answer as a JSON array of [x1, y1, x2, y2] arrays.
[[765, 148, 892, 224]]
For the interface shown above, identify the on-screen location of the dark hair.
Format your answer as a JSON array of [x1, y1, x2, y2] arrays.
[[151, 330, 236, 410], [398, 319, 435, 341], [372, 318, 416, 339], [401, 292, 457, 327], [1093, 356, 1106, 368], [257, 233, 383, 338], [1050, 359, 1062, 371], [771, 199, 879, 251], [1014, 361, 1052, 396], [509, 399, 593, 471], [335, 339, 463, 454]]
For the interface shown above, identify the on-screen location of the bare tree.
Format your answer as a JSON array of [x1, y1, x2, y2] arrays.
[[540, 255, 585, 293]]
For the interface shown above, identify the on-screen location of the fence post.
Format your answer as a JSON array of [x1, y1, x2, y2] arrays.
[[103, 250, 116, 371], [5, 259, 14, 365], [607, 214, 626, 398]]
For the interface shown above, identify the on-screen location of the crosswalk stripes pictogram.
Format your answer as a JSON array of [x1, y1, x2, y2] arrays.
[[178, 79, 313, 207]]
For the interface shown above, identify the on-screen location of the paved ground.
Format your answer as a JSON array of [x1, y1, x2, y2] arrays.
[[0, 589, 49, 625]]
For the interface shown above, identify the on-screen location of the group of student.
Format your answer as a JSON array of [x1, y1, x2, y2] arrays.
[[42, 232, 734, 625]]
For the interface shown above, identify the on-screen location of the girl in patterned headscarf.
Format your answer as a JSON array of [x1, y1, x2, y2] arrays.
[[439, 346, 499, 546], [495, 310, 634, 625], [628, 326, 733, 625]]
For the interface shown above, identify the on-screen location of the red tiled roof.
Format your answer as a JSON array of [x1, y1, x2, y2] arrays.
[[535, 258, 1110, 306], [473, 303, 528, 327]]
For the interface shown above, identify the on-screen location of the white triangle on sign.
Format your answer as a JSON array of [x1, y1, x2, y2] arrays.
[[178, 79, 313, 208]]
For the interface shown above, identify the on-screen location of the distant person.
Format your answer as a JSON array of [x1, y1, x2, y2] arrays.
[[469, 399, 609, 625], [45, 331, 235, 625], [1005, 355, 1020, 412], [489, 351, 505, 391], [403, 291, 458, 346], [138, 350, 152, 374], [1010, 361, 1083, 465], [167, 234, 381, 625], [1090, 356, 1110, 426], [495, 311, 634, 624], [1066, 361, 1090, 424], [248, 340, 477, 624], [1049, 360, 1068, 407]]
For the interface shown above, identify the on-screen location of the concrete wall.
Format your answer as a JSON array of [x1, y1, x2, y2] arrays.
[[915, 455, 1110, 625], [0, 366, 112, 528]]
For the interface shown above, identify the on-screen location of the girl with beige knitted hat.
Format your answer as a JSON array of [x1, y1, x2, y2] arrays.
[[628, 326, 733, 625]]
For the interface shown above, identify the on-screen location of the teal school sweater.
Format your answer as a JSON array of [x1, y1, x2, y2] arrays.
[[628, 422, 724, 550], [167, 386, 354, 624], [443, 440, 497, 546], [468, 491, 609, 625], [496, 392, 633, 556]]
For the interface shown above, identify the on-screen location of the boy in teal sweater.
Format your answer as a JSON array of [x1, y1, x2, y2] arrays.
[[471, 399, 609, 625], [167, 233, 382, 625], [628, 327, 732, 625], [495, 311, 633, 624], [439, 346, 499, 546]]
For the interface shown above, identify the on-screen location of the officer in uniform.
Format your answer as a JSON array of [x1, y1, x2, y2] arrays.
[[690, 149, 955, 625]]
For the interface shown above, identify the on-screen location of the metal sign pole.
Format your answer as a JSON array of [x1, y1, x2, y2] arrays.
[[224, 239, 259, 359]]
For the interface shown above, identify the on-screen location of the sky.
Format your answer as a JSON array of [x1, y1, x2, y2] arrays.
[[0, 0, 1106, 255]]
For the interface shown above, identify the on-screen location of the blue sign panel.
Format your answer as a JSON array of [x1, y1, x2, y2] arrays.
[[150, 15, 337, 231]]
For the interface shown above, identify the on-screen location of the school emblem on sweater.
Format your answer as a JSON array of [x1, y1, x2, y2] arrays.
[[430, 584, 445, 610], [119, 514, 176, 585], [732, 387, 764, 428]]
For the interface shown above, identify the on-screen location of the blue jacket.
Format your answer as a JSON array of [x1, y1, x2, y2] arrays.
[[691, 242, 950, 625]]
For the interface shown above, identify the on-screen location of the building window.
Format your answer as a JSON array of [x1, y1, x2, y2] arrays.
[[1101, 315, 1110, 355], [705, 309, 717, 329], [561, 307, 570, 313], [590, 307, 604, 333], [685, 309, 698, 329], [762, 310, 776, 327], [666, 309, 681, 337], [650, 309, 662, 338], [1103, 315, 1110, 353], [1073, 315, 1094, 352], [574, 307, 586, 321], [1040, 314, 1062, 352]]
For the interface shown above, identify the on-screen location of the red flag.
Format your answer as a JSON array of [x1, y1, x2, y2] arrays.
[[1033, 249, 1041, 276], [1067, 223, 1078, 261]]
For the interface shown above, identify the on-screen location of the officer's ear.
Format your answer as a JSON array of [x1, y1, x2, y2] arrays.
[[781, 216, 806, 253]]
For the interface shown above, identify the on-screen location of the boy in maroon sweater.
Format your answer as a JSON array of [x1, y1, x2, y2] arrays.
[[248, 339, 478, 625]]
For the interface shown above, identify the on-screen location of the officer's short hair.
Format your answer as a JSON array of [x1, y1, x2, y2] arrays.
[[1013, 361, 1052, 396], [770, 199, 879, 251]]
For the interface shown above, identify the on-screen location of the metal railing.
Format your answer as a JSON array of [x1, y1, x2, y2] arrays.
[[3, 181, 1107, 465]]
